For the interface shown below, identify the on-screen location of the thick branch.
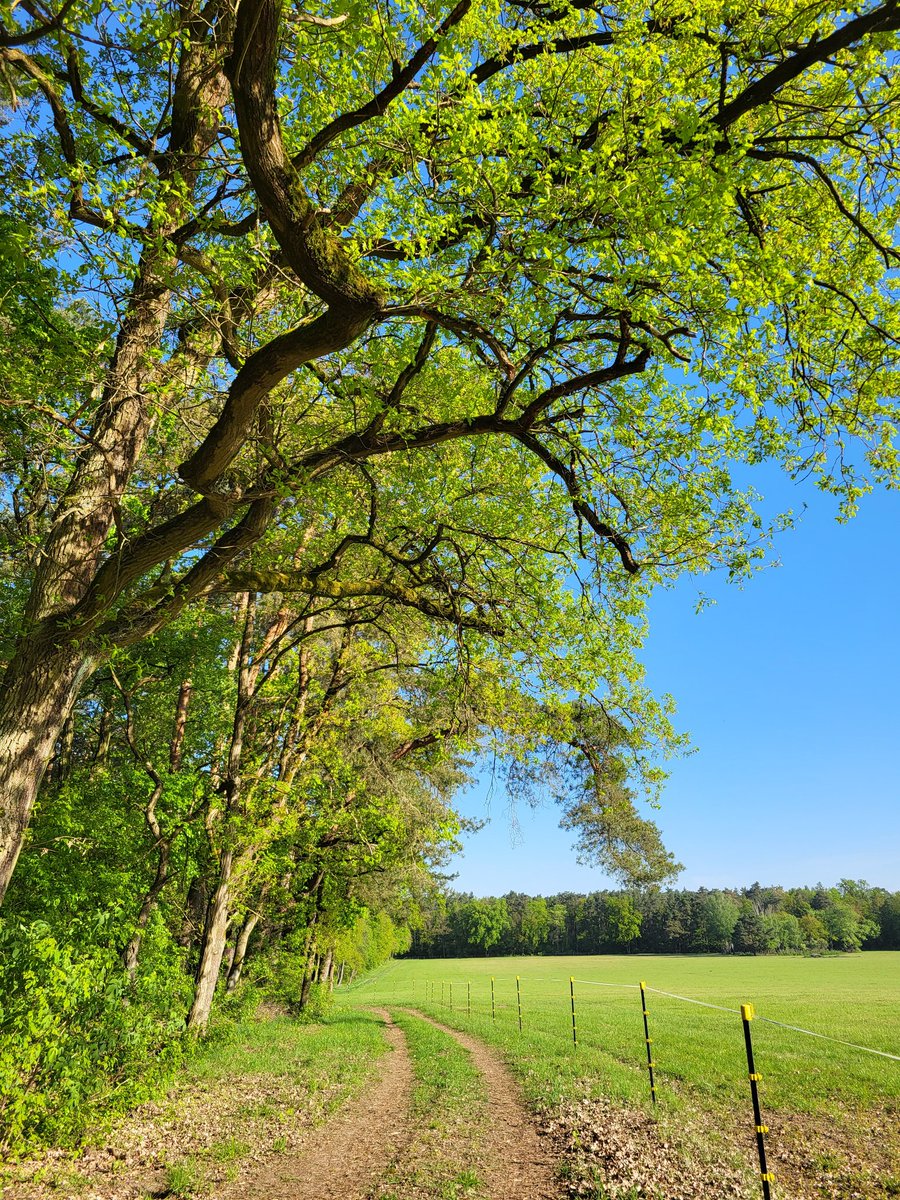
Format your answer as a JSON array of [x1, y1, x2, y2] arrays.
[[714, 3, 900, 133], [217, 572, 504, 635]]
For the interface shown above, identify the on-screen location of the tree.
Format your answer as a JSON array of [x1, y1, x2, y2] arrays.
[[692, 891, 741, 952], [521, 897, 552, 951], [733, 911, 775, 955], [460, 897, 511, 954], [599, 893, 642, 949], [2, 0, 900, 903]]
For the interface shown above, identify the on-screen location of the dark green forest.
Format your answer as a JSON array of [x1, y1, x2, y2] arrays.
[[409, 882, 900, 958]]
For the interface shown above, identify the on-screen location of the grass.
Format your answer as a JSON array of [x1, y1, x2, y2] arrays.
[[186, 1008, 390, 1108], [349, 953, 900, 1198], [350, 953, 900, 1117], [374, 1009, 489, 1199]]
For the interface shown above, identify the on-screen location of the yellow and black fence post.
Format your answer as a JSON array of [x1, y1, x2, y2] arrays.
[[516, 975, 523, 1032], [441, 980, 445, 1008], [570, 977, 578, 1049], [741, 1004, 774, 1200], [449, 982, 453, 1011], [639, 980, 657, 1106], [491, 976, 496, 1021]]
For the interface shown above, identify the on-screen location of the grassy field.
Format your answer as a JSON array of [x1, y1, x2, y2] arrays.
[[351, 953, 900, 1117], [348, 952, 900, 1198]]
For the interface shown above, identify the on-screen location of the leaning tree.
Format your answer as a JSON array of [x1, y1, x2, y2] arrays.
[[1, 0, 898, 899]]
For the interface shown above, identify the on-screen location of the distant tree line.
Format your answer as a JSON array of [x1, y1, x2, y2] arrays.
[[407, 881, 900, 958]]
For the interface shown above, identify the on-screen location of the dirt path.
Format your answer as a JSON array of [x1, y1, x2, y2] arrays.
[[220, 1009, 413, 1200], [409, 1010, 561, 1200]]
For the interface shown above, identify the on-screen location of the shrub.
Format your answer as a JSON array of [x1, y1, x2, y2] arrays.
[[0, 917, 191, 1155]]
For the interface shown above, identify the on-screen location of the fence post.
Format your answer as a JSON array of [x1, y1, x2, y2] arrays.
[[570, 977, 577, 1049], [441, 980, 445, 1008], [741, 1004, 774, 1200], [450, 982, 453, 1011], [639, 981, 657, 1106], [491, 976, 496, 1021], [516, 975, 523, 1033], [467, 981, 471, 1017]]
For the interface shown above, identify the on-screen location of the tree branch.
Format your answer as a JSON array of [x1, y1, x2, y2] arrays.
[[291, 0, 473, 170]]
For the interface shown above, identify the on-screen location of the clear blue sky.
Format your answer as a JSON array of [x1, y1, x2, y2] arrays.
[[447, 474, 900, 896]]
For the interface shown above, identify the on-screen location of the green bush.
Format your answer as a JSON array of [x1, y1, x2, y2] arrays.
[[247, 943, 333, 1020], [0, 917, 191, 1155]]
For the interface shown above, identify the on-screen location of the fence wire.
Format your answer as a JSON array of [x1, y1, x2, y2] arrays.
[[380, 971, 900, 1066]]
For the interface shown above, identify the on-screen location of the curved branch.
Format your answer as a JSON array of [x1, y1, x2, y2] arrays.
[[0, 0, 79, 47], [292, 0, 473, 170]]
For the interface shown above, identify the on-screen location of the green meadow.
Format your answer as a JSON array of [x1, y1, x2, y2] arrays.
[[350, 952, 900, 1118]]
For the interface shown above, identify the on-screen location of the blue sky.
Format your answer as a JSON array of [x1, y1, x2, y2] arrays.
[[447, 475, 900, 896]]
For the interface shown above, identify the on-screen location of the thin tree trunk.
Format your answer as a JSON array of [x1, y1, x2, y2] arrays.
[[318, 946, 333, 985], [169, 679, 192, 772], [178, 875, 208, 949], [226, 908, 260, 992], [123, 835, 170, 980], [187, 849, 233, 1031], [92, 709, 112, 774], [337, 961, 345, 987], [299, 948, 317, 1010]]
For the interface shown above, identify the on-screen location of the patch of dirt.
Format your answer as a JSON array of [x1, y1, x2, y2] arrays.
[[220, 1009, 414, 1200], [762, 1103, 900, 1200], [412, 1011, 562, 1200], [540, 1093, 900, 1200]]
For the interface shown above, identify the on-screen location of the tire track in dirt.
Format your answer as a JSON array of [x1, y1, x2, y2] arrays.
[[220, 1008, 413, 1200], [408, 1010, 562, 1200]]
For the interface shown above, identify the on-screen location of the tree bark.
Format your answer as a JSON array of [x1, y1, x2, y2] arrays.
[[318, 946, 333, 985], [226, 908, 260, 992], [0, 646, 94, 903], [0, 30, 231, 907], [187, 849, 233, 1031], [179, 875, 208, 949]]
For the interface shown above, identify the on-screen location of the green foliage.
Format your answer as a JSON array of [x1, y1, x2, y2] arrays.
[[0, 918, 190, 1155], [413, 880, 892, 957]]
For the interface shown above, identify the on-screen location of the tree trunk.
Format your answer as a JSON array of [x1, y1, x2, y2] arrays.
[[187, 850, 233, 1031], [226, 908, 260, 992], [299, 956, 316, 1010], [318, 946, 333, 985], [0, 646, 94, 904], [92, 709, 112, 773], [337, 961, 345, 987], [169, 679, 192, 772], [123, 837, 170, 981], [178, 874, 207, 949]]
